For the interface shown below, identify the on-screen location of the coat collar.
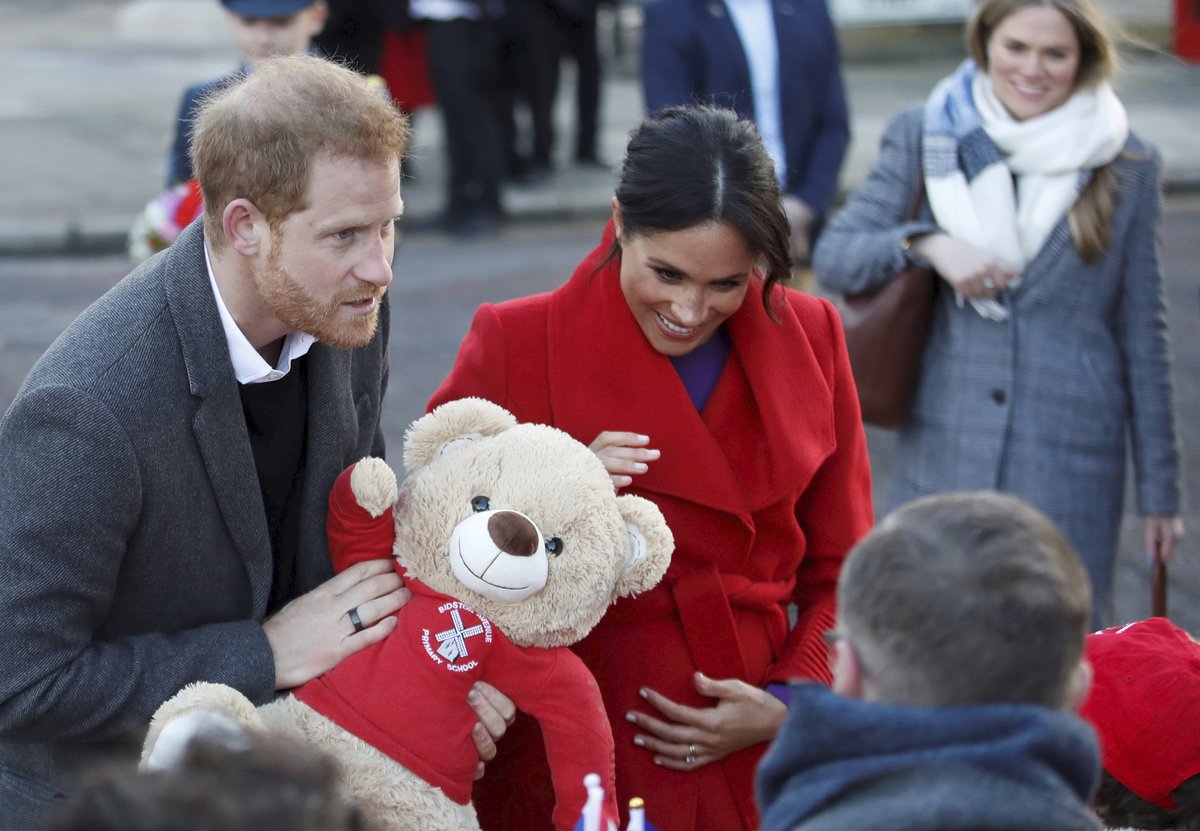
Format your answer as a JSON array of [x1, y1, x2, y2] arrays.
[[545, 222, 836, 520]]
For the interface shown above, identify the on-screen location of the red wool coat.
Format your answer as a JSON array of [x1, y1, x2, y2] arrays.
[[428, 223, 873, 831]]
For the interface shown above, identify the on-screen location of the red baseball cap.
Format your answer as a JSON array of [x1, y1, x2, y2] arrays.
[[1081, 617, 1200, 810]]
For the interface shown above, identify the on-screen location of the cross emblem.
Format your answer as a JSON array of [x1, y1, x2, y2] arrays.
[[435, 608, 486, 662]]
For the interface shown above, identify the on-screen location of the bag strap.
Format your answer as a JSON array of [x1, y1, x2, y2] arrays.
[[905, 172, 926, 223]]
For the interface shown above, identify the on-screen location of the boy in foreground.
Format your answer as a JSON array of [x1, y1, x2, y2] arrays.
[[758, 491, 1101, 831]]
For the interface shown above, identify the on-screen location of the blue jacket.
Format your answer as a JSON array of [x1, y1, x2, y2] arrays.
[[167, 70, 243, 186], [640, 0, 849, 215], [757, 683, 1102, 831]]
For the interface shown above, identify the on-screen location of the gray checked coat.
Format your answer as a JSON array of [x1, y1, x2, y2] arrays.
[[813, 106, 1180, 610], [0, 222, 389, 829]]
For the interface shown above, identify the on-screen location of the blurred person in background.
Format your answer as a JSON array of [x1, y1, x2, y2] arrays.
[[640, 0, 849, 266], [167, 0, 328, 188]]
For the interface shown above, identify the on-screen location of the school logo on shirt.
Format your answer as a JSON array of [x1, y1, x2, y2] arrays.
[[421, 601, 494, 673]]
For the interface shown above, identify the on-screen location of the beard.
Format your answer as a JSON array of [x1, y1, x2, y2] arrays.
[[254, 239, 386, 350]]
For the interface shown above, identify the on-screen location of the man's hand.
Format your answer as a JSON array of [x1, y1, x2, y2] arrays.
[[264, 558, 410, 690], [468, 680, 516, 780]]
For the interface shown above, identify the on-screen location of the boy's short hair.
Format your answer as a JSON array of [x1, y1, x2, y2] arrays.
[[838, 491, 1092, 709], [191, 54, 410, 245], [1083, 617, 1200, 818], [45, 733, 372, 831]]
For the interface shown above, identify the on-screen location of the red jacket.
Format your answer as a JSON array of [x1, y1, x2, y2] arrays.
[[428, 222, 873, 831]]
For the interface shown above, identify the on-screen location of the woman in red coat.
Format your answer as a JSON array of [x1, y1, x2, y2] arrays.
[[428, 106, 873, 831]]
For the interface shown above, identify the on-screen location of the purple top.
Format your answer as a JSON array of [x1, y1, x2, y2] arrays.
[[669, 327, 732, 411], [671, 328, 793, 707]]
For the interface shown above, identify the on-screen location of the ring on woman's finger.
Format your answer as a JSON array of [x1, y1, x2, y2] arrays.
[[684, 753, 696, 766], [347, 607, 366, 633]]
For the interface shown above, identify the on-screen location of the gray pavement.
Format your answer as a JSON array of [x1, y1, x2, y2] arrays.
[[1, 0, 1198, 254]]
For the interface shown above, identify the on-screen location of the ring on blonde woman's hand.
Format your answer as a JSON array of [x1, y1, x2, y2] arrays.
[[348, 607, 365, 633], [684, 753, 696, 765]]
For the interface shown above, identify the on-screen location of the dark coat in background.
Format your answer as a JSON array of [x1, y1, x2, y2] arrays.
[[640, 0, 850, 217]]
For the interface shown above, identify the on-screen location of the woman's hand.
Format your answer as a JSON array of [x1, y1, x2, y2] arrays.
[[468, 680, 516, 780], [624, 672, 786, 771], [264, 558, 410, 690], [910, 233, 1017, 299], [589, 431, 661, 489], [1144, 514, 1185, 564]]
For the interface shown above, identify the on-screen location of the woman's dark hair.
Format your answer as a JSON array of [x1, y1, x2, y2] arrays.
[[611, 105, 793, 317], [1094, 770, 1200, 830]]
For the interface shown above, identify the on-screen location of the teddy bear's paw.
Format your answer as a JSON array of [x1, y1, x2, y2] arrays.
[[350, 456, 399, 517]]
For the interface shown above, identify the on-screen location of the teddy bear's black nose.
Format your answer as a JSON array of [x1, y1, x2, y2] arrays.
[[487, 511, 540, 557]]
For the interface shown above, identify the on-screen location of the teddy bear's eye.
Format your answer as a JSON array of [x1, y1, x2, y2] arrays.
[[544, 537, 564, 557], [470, 496, 491, 513]]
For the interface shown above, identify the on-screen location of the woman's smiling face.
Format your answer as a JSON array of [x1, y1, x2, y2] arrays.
[[985, 5, 1082, 121], [616, 218, 757, 357]]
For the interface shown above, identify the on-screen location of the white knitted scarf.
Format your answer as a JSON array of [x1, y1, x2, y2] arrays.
[[922, 61, 1128, 319]]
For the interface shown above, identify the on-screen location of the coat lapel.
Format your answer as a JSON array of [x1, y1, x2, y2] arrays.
[[545, 224, 837, 523], [711, 288, 837, 511], [295, 342, 356, 588], [164, 224, 274, 615]]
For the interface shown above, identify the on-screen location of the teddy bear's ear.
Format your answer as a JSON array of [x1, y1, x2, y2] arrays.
[[612, 494, 674, 598], [403, 397, 519, 472]]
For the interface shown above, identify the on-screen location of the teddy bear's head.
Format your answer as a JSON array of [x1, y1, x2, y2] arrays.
[[391, 398, 673, 648]]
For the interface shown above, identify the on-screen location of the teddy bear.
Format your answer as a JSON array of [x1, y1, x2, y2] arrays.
[[141, 397, 674, 831]]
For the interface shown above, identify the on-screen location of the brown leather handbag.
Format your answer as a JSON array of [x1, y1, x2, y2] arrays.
[[835, 180, 937, 429]]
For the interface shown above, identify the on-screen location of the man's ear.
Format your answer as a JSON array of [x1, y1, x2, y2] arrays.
[[222, 198, 267, 257], [1065, 658, 1093, 713], [831, 639, 866, 700]]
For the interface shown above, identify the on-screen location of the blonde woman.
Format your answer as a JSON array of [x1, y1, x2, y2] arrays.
[[813, 0, 1182, 622]]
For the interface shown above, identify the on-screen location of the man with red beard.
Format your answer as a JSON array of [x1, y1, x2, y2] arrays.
[[0, 55, 509, 831]]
